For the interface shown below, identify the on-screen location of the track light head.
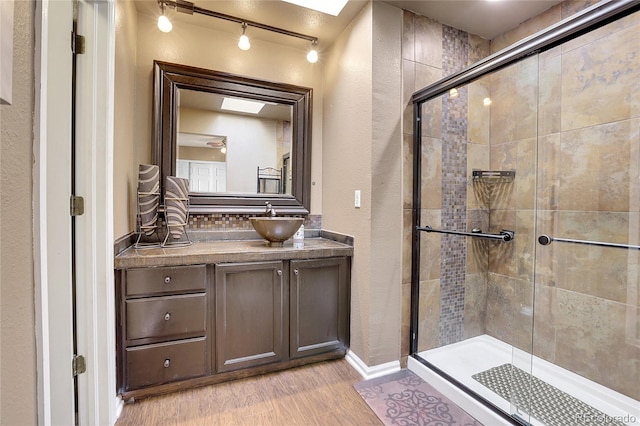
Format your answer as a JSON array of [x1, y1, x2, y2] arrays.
[[157, 2, 173, 32], [307, 40, 318, 63], [158, 15, 173, 32], [238, 23, 251, 51]]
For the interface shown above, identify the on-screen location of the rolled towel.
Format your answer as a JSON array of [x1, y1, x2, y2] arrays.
[[137, 164, 160, 236], [165, 176, 190, 240]]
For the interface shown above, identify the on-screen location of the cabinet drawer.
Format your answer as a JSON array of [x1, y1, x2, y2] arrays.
[[125, 265, 206, 297], [126, 338, 207, 390], [126, 294, 206, 341]]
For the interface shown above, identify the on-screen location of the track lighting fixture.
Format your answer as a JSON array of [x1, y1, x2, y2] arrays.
[[156, 0, 319, 63], [306, 40, 318, 63], [238, 23, 251, 51], [157, 1, 173, 33]]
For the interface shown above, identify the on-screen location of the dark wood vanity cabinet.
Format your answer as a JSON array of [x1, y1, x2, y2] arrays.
[[215, 261, 285, 372], [116, 255, 350, 399]]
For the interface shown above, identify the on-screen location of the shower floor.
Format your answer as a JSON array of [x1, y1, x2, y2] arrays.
[[411, 335, 639, 426]]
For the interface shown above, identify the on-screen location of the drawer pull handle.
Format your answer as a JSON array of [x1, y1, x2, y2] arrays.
[[277, 269, 282, 276], [294, 269, 299, 275], [163, 359, 170, 368], [164, 276, 171, 284], [164, 312, 171, 321]]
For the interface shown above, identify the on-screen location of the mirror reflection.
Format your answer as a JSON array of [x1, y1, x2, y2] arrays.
[[176, 89, 293, 195]]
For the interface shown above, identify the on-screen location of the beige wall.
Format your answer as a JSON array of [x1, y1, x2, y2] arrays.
[[323, 2, 373, 363], [0, 1, 37, 424], [370, 2, 403, 365], [323, 2, 403, 366], [114, 0, 139, 239]]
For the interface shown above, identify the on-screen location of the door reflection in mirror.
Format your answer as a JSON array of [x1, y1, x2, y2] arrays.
[[176, 89, 293, 195]]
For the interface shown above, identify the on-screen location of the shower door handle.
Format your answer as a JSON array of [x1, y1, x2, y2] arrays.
[[538, 234, 640, 250], [417, 226, 514, 242]]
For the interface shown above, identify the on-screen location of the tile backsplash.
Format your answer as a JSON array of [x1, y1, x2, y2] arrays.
[[185, 213, 321, 231]]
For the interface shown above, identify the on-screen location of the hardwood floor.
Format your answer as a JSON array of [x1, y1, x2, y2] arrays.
[[116, 359, 382, 425]]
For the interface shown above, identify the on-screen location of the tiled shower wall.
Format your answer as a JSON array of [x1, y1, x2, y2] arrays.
[[439, 27, 470, 346], [400, 11, 491, 356], [403, 1, 640, 400]]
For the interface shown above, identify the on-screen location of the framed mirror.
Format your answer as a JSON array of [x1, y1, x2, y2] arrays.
[[153, 61, 312, 215]]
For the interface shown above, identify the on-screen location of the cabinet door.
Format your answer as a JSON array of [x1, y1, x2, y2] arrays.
[[215, 261, 285, 372], [290, 257, 349, 359]]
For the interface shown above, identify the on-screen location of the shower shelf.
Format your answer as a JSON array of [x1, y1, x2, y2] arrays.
[[472, 170, 515, 182], [417, 226, 514, 242]]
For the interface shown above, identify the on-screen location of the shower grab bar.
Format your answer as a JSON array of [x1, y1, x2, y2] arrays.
[[417, 226, 515, 242], [538, 235, 640, 250]]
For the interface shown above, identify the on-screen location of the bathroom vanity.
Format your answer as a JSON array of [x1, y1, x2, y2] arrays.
[[114, 233, 352, 401]]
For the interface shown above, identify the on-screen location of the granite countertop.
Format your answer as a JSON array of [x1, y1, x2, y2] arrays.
[[115, 234, 353, 269]]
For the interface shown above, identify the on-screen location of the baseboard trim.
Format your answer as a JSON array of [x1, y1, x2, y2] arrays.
[[346, 350, 401, 380], [113, 395, 124, 424]]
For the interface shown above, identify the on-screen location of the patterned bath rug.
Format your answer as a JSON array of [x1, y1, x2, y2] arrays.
[[472, 364, 627, 426], [354, 369, 483, 426]]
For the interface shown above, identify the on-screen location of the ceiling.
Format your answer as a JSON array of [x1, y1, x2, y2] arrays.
[[135, 0, 564, 48], [383, 0, 564, 39]]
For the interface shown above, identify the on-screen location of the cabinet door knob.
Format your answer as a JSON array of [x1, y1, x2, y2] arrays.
[[277, 269, 282, 276], [294, 269, 299, 275], [163, 359, 170, 368], [164, 312, 171, 321], [164, 276, 171, 284]]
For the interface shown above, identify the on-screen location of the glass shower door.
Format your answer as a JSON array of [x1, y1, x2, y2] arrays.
[[531, 10, 640, 424], [465, 53, 539, 424], [413, 52, 539, 423]]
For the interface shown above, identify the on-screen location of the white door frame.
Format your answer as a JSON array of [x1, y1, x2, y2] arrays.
[[34, 0, 118, 424]]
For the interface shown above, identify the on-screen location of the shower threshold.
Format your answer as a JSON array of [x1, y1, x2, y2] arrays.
[[409, 335, 639, 426]]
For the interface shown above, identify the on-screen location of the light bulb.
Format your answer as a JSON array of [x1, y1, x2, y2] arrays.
[[158, 15, 172, 33], [238, 34, 251, 51], [307, 48, 318, 63], [221, 147, 227, 154]]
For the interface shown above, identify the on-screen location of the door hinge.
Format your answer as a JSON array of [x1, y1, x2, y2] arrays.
[[71, 32, 85, 54], [72, 355, 86, 376], [70, 195, 85, 216]]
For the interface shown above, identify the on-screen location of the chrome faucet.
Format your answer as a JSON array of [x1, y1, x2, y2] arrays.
[[265, 202, 276, 217]]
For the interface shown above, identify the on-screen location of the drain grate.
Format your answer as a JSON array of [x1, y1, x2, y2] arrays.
[[472, 364, 627, 426]]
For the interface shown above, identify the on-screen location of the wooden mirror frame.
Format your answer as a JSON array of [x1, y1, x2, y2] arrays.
[[153, 61, 312, 215]]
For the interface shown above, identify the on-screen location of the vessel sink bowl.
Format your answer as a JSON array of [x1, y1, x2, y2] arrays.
[[250, 217, 304, 246]]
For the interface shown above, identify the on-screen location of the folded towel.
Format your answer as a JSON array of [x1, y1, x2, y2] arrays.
[[165, 176, 190, 240], [137, 164, 160, 236]]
